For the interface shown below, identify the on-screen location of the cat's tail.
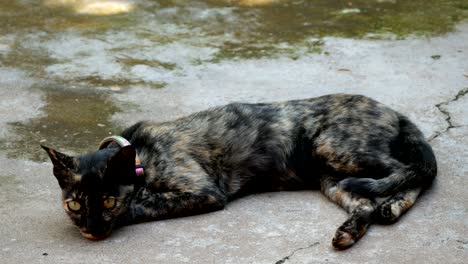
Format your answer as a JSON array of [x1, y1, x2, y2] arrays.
[[339, 114, 437, 197]]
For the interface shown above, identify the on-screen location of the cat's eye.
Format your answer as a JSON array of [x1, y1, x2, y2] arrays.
[[67, 200, 81, 211], [103, 197, 116, 209]]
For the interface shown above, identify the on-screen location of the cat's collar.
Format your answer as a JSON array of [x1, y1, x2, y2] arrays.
[[98, 135, 145, 177]]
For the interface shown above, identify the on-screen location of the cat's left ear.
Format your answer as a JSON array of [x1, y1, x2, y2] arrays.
[[106, 145, 137, 185], [41, 145, 76, 188]]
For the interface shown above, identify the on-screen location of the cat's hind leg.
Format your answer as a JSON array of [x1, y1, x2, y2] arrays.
[[374, 187, 422, 224], [321, 176, 376, 250]]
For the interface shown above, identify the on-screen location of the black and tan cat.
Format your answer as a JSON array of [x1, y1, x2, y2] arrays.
[[42, 94, 437, 249]]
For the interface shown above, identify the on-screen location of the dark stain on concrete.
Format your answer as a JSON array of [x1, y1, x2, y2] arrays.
[[0, 86, 123, 161]]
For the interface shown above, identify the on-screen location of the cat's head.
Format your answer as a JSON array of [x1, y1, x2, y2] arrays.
[[41, 145, 137, 240]]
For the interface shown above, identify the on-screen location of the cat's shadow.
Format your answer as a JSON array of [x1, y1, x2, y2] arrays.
[[49, 219, 134, 243], [51, 222, 83, 242]]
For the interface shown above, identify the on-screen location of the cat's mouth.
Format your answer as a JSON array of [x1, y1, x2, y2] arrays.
[[80, 230, 110, 241]]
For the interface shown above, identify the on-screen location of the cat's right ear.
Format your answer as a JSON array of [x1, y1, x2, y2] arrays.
[[41, 145, 76, 188]]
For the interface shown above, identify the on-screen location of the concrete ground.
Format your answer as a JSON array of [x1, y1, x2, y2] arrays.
[[0, 1, 467, 263]]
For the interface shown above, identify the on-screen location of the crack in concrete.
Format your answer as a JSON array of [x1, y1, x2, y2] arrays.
[[274, 242, 320, 264], [428, 87, 468, 142]]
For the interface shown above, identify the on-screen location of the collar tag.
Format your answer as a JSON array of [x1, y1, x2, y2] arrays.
[[99, 136, 144, 177]]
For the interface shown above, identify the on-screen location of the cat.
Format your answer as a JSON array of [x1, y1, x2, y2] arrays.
[[42, 94, 437, 249]]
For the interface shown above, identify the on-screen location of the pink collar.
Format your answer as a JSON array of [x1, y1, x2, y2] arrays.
[[98, 136, 144, 177]]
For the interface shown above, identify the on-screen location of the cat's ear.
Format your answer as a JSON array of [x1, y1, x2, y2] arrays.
[[41, 145, 76, 188], [106, 145, 136, 185]]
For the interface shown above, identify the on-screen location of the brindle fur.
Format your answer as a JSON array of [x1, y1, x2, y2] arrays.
[[42, 94, 437, 249]]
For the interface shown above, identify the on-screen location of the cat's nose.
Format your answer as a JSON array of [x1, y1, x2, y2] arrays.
[[80, 218, 110, 240], [80, 229, 110, 240]]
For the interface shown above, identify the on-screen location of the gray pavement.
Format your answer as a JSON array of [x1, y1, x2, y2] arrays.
[[0, 1, 467, 263]]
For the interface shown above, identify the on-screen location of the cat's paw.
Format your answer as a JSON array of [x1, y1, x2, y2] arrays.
[[375, 201, 399, 225], [332, 230, 355, 250]]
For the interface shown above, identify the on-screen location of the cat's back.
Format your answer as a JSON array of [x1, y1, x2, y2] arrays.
[[121, 94, 396, 149]]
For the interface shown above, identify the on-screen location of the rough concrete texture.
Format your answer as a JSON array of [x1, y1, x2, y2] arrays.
[[1, 1, 467, 263]]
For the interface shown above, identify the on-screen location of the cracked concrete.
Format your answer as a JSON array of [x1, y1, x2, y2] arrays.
[[275, 242, 320, 264], [429, 88, 468, 142]]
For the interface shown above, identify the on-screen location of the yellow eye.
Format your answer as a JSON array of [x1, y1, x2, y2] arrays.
[[67, 201, 81, 211], [103, 197, 116, 209]]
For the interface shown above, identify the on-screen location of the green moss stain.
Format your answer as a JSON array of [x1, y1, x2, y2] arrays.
[[253, 0, 468, 38], [211, 0, 468, 58], [2, 0, 467, 61], [1, 42, 57, 79], [116, 56, 177, 71], [210, 39, 325, 62], [74, 76, 167, 90], [0, 87, 123, 161], [144, 0, 468, 59]]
